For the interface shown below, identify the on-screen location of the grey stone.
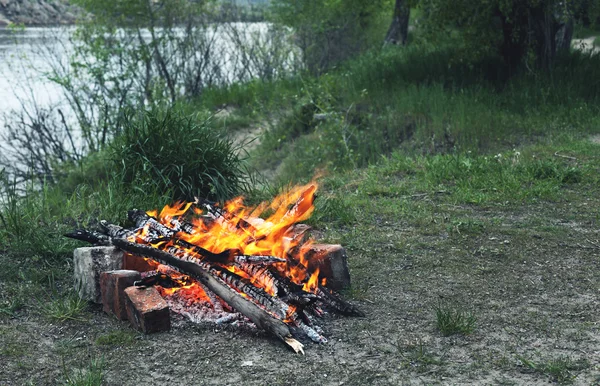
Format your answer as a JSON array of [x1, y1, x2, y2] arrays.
[[74, 246, 123, 303]]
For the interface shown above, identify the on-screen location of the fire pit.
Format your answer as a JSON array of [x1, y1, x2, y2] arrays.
[[67, 183, 363, 354]]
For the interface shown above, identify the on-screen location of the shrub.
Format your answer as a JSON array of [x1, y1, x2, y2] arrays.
[[111, 110, 250, 201]]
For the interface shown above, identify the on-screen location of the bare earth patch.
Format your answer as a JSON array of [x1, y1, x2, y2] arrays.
[[1, 193, 599, 385], [590, 134, 600, 145]]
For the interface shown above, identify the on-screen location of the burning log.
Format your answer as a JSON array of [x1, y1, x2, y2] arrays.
[[66, 182, 362, 353], [110, 238, 305, 354]]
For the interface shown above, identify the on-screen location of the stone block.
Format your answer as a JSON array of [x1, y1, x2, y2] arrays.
[[100, 270, 141, 320], [124, 286, 170, 334], [74, 246, 123, 303], [299, 244, 351, 291]]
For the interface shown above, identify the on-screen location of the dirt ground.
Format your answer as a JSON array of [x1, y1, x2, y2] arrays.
[[1, 189, 599, 385]]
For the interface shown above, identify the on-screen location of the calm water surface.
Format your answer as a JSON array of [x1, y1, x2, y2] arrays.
[[0, 27, 71, 128]]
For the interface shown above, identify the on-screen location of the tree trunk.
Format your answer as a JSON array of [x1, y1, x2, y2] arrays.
[[532, 3, 575, 70], [384, 0, 410, 46], [555, 17, 574, 54], [500, 3, 574, 72]]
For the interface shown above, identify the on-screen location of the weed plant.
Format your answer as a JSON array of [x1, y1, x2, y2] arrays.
[[434, 303, 477, 336], [517, 355, 589, 384], [42, 294, 88, 323], [61, 356, 105, 386]]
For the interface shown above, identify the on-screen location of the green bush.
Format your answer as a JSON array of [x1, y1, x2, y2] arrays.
[[112, 110, 250, 201]]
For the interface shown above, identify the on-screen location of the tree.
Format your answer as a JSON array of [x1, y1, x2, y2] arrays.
[[419, 0, 590, 71], [271, 0, 390, 73], [384, 0, 411, 46]]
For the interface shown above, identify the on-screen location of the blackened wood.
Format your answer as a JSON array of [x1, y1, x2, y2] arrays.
[[197, 198, 258, 235], [110, 238, 304, 353], [128, 209, 176, 238], [64, 229, 111, 246], [100, 220, 135, 239], [233, 255, 286, 265], [316, 286, 365, 317], [170, 238, 285, 266]]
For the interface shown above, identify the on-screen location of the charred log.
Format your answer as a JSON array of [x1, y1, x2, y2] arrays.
[[65, 229, 111, 246], [110, 238, 304, 354], [317, 286, 365, 317]]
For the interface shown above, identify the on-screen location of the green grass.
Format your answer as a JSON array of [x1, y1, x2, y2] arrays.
[[227, 45, 600, 185], [113, 109, 251, 201], [42, 293, 88, 323], [61, 357, 105, 386], [434, 303, 477, 336], [397, 340, 443, 373], [95, 330, 139, 347], [517, 355, 589, 384]]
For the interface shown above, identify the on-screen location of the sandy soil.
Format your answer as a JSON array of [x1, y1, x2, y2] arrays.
[[1, 194, 599, 385]]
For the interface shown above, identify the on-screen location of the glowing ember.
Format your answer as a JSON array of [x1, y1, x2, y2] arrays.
[[67, 181, 363, 352], [131, 183, 321, 295]]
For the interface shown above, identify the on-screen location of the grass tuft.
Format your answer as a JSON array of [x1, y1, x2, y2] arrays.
[[517, 355, 589, 384], [61, 357, 105, 386], [113, 109, 251, 201], [398, 340, 442, 373], [434, 303, 477, 336], [42, 294, 88, 323]]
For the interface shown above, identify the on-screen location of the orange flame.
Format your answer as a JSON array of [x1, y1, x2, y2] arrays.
[[134, 182, 323, 308]]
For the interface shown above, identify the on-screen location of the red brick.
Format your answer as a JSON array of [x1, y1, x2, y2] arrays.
[[122, 253, 160, 272], [124, 286, 170, 333], [298, 244, 351, 291], [100, 270, 141, 320]]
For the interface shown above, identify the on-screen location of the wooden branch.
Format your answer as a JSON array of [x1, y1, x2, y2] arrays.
[[317, 286, 365, 317], [554, 151, 577, 161], [64, 229, 111, 246], [110, 238, 304, 354], [128, 209, 176, 238]]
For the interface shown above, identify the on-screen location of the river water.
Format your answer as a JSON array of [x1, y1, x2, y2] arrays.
[[0, 23, 293, 189], [0, 27, 71, 126], [0, 23, 288, 138]]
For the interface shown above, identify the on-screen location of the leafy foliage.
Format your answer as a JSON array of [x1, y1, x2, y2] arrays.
[[271, 0, 391, 72], [418, 0, 598, 70]]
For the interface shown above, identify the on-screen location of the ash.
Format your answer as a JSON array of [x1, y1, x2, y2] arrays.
[[140, 269, 254, 327]]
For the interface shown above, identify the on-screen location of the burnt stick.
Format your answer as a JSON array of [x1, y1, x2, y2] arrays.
[[64, 229, 111, 246], [316, 285, 365, 317], [109, 238, 304, 354], [128, 209, 176, 238]]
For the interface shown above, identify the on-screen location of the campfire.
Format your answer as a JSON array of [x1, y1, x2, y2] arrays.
[[67, 183, 363, 354]]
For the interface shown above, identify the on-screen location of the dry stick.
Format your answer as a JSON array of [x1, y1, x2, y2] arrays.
[[554, 151, 577, 161], [110, 238, 304, 354]]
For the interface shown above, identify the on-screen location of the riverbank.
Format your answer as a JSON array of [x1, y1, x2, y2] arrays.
[[0, 0, 80, 26]]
